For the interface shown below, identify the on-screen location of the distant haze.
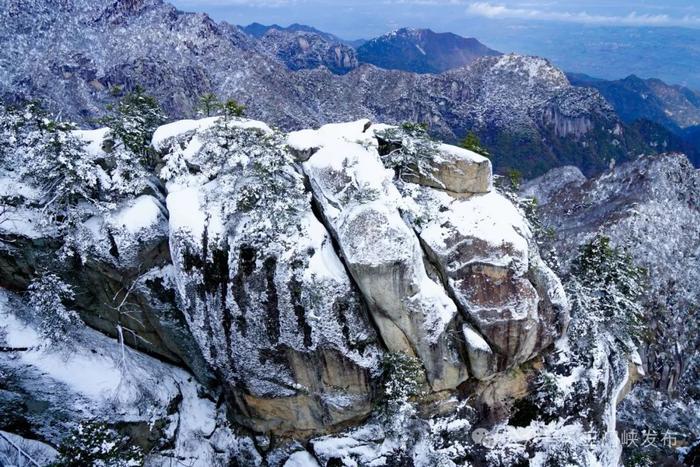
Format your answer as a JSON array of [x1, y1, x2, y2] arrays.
[[170, 0, 700, 89]]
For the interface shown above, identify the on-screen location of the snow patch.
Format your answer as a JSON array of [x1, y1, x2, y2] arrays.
[[110, 195, 163, 234], [73, 127, 110, 158]]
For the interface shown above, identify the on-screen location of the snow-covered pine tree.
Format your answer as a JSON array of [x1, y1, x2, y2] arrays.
[[101, 86, 165, 164], [30, 121, 102, 218], [27, 273, 81, 344], [566, 235, 646, 352]]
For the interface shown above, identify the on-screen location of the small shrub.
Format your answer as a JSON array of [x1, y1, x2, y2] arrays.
[[52, 421, 143, 467]]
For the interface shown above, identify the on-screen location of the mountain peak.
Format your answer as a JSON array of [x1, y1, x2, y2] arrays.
[[358, 27, 500, 74]]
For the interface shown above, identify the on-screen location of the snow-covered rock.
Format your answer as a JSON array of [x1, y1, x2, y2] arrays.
[[1, 114, 577, 462], [402, 183, 569, 379], [158, 118, 383, 435], [0, 289, 258, 466], [302, 121, 469, 392]]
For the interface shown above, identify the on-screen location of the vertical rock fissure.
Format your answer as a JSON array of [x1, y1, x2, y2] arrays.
[[299, 165, 392, 354], [412, 229, 491, 374]]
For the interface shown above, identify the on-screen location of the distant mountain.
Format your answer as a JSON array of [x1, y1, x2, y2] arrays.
[[0, 0, 671, 178], [356, 28, 501, 74], [242, 22, 365, 48], [569, 73, 700, 164], [257, 28, 358, 75]]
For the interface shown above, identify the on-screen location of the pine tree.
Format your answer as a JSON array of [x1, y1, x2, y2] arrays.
[[567, 236, 646, 350], [222, 99, 245, 118], [460, 131, 490, 158], [198, 92, 221, 117], [101, 86, 166, 161], [27, 273, 81, 344], [31, 122, 101, 217]]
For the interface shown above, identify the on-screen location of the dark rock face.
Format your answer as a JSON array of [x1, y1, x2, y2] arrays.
[[259, 28, 358, 75], [0, 216, 215, 386], [357, 28, 501, 74]]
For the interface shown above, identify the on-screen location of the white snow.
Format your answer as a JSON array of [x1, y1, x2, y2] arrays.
[[302, 212, 347, 282], [1, 300, 122, 400], [437, 143, 489, 164], [73, 127, 110, 158], [421, 191, 531, 273], [0, 174, 40, 200], [0, 206, 44, 239], [283, 451, 320, 467], [110, 195, 163, 234], [166, 185, 223, 241], [288, 119, 376, 151], [152, 116, 272, 151], [463, 325, 492, 353]]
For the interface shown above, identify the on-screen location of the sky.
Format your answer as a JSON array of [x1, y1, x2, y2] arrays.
[[169, 0, 700, 88]]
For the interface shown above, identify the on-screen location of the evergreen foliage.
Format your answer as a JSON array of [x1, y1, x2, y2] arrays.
[[459, 131, 490, 158], [222, 99, 246, 118], [198, 92, 221, 117], [52, 421, 143, 467], [380, 352, 425, 410], [567, 236, 646, 350], [160, 121, 306, 250], [27, 273, 81, 344], [376, 123, 443, 188], [101, 86, 165, 159]]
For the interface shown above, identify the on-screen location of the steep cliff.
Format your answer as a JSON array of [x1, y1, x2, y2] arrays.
[[2, 110, 651, 466]]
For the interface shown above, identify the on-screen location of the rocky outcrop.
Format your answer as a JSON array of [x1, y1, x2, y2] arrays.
[[298, 121, 469, 392], [524, 153, 700, 465], [1, 115, 571, 448], [401, 181, 568, 379], [0, 289, 257, 466], [292, 120, 569, 385], [0, 139, 213, 384], [157, 118, 382, 436], [260, 28, 359, 74]]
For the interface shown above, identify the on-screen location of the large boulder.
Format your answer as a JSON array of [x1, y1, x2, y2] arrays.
[[157, 118, 382, 436], [298, 120, 470, 392], [408, 186, 569, 378]]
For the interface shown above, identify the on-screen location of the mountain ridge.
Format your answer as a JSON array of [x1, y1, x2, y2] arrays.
[[0, 0, 686, 178]]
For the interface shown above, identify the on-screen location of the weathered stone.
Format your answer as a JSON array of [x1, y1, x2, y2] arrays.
[[302, 123, 470, 392], [404, 143, 492, 194], [161, 120, 382, 436], [462, 324, 498, 380], [415, 189, 569, 379]]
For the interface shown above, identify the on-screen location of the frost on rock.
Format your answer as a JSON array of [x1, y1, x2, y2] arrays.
[[0, 289, 257, 467], [0, 107, 208, 376], [302, 121, 469, 392], [403, 182, 569, 379], [159, 117, 382, 435]]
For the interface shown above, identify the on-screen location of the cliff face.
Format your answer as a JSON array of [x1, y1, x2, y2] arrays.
[[0, 114, 592, 465], [522, 154, 700, 464]]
